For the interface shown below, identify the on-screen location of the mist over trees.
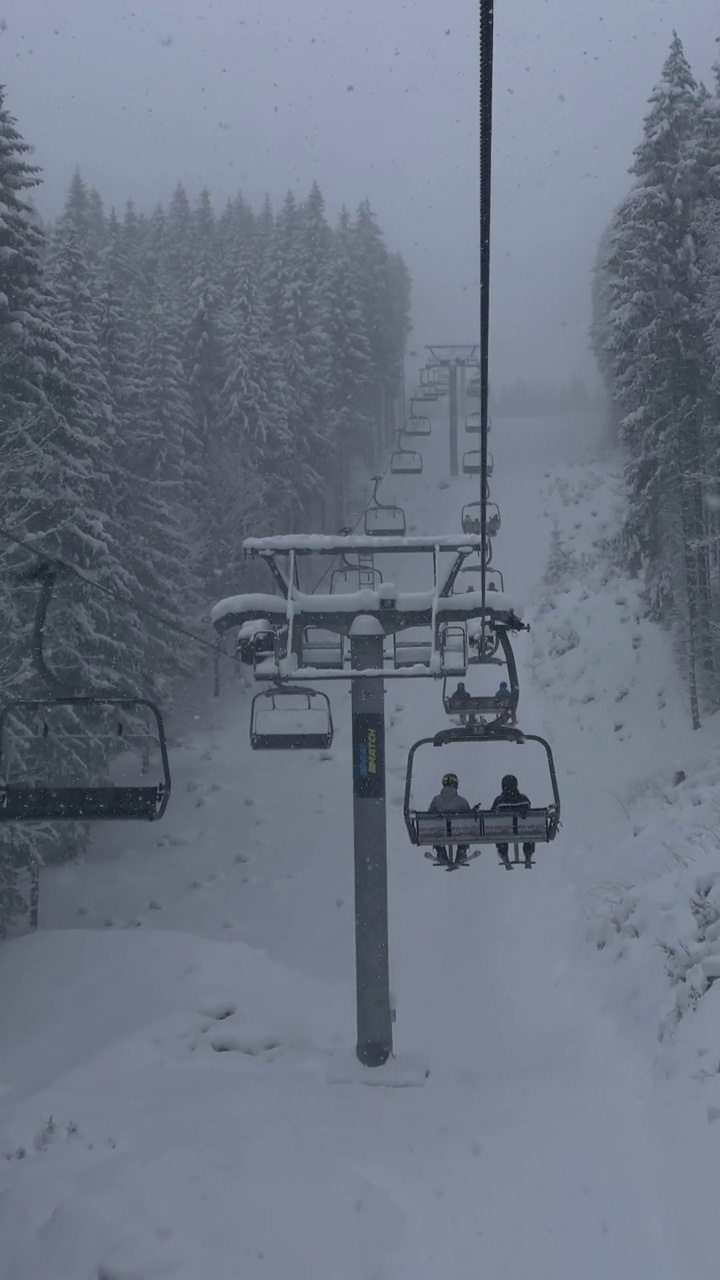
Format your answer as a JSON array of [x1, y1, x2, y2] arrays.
[[591, 34, 720, 720], [0, 85, 411, 926]]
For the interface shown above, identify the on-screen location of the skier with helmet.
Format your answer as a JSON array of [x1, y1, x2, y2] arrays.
[[490, 774, 535, 868], [428, 772, 473, 866]]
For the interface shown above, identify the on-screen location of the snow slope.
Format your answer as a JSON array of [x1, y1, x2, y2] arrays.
[[2, 402, 720, 1278]]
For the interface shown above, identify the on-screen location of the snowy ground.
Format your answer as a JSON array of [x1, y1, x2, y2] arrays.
[[3, 403, 720, 1278]]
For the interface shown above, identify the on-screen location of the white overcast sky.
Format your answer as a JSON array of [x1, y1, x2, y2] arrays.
[[2, 0, 717, 388]]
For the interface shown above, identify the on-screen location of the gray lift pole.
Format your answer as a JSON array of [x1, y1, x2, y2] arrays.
[[350, 619, 393, 1067], [449, 360, 459, 476]]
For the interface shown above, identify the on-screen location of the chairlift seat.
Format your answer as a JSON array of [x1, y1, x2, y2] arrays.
[[364, 506, 406, 538], [403, 417, 431, 437], [462, 451, 481, 475], [390, 451, 423, 476], [411, 808, 552, 846], [0, 784, 165, 822], [302, 628, 344, 669], [465, 413, 481, 434], [250, 687, 333, 750]]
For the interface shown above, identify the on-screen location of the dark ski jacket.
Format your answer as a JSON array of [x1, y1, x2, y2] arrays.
[[491, 788, 530, 812]]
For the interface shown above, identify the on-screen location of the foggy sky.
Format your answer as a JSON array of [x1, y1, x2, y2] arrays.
[[2, 0, 717, 389]]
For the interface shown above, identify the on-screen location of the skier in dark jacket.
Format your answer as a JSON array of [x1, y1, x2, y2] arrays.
[[448, 682, 472, 711], [493, 680, 516, 723], [428, 773, 473, 866], [491, 774, 535, 868]]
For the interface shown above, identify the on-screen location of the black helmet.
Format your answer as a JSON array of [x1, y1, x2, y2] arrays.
[[501, 774, 518, 792], [499, 681, 508, 690], [442, 773, 459, 789]]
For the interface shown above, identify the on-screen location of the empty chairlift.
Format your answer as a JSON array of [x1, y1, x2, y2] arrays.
[[390, 441, 423, 475], [250, 686, 333, 750], [0, 696, 171, 822], [403, 415, 431, 438], [363, 475, 407, 537]]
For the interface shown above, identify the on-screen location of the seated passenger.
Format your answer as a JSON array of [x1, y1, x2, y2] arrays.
[[490, 773, 535, 869], [448, 682, 472, 711], [493, 680, 516, 723], [429, 772, 472, 866]]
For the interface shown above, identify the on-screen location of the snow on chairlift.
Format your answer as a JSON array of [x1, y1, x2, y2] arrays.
[[467, 618, 501, 662], [0, 697, 171, 822], [250, 686, 333, 750], [393, 629, 432, 669], [390, 448, 423, 476], [236, 617, 275, 665], [403, 415, 431, 437], [403, 725, 560, 859], [302, 627, 344, 670], [438, 624, 468, 676], [364, 504, 407, 537], [461, 502, 482, 535]]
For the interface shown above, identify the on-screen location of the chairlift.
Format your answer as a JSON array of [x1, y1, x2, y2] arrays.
[[462, 450, 481, 475], [330, 565, 383, 594], [457, 563, 504, 593], [394, 630, 432, 669], [403, 415, 432, 437], [466, 378, 481, 398], [438, 624, 468, 676], [250, 686, 333, 750], [390, 449, 423, 476], [467, 621, 501, 663], [363, 475, 407, 537], [403, 725, 560, 858], [0, 697, 171, 822], [441, 676, 516, 723], [236, 618, 275, 665], [465, 412, 481, 434]]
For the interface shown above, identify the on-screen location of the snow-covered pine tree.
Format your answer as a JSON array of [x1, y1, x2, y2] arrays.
[[319, 221, 372, 528], [594, 34, 710, 720]]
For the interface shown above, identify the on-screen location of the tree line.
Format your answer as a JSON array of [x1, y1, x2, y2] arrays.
[[592, 34, 720, 724], [0, 84, 412, 926]]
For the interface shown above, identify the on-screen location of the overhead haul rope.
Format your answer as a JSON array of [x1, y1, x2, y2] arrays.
[[479, 0, 494, 626]]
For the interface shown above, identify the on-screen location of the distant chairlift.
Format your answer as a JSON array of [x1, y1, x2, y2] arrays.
[[250, 686, 333, 750], [363, 475, 407, 537], [464, 412, 492, 435], [442, 676, 516, 723], [466, 377, 481, 398], [461, 501, 501, 537], [461, 450, 492, 477], [390, 433, 424, 475], [403, 415, 432, 437]]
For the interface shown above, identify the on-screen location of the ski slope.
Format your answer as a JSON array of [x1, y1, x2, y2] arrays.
[[2, 403, 720, 1278]]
